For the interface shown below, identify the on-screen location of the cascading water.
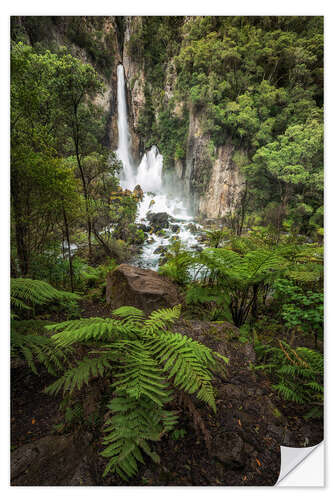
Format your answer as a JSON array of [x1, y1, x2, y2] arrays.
[[116, 65, 135, 189], [115, 64, 202, 269]]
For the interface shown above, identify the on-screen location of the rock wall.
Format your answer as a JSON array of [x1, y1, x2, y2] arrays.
[[122, 17, 145, 164], [199, 144, 246, 219], [121, 17, 245, 219]]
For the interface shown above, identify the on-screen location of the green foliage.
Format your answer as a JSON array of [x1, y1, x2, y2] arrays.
[[11, 328, 72, 376], [159, 241, 195, 285], [197, 247, 287, 326], [67, 17, 114, 78], [273, 279, 323, 347], [10, 279, 79, 374], [171, 428, 187, 440], [10, 41, 111, 275], [255, 340, 323, 418], [45, 305, 227, 479], [11, 278, 80, 312]]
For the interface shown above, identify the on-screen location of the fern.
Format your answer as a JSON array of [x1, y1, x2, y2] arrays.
[[101, 395, 177, 480], [196, 247, 286, 326], [255, 340, 323, 416], [45, 355, 113, 395], [45, 304, 228, 479], [11, 329, 72, 375], [11, 278, 79, 308], [10, 279, 80, 374]]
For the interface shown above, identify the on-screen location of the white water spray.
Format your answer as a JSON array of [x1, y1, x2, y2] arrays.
[[115, 64, 202, 269]]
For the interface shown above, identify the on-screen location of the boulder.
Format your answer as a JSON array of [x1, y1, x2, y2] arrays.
[[147, 212, 170, 230], [106, 264, 181, 314], [186, 223, 199, 234], [153, 245, 167, 255], [212, 432, 245, 468], [170, 224, 180, 233], [137, 223, 150, 233], [133, 184, 144, 201], [11, 434, 95, 486]]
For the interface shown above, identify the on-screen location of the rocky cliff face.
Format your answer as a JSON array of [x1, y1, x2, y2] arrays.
[[122, 17, 145, 164], [14, 16, 245, 219], [121, 17, 245, 219], [199, 144, 246, 219], [12, 16, 122, 151], [171, 107, 245, 217]]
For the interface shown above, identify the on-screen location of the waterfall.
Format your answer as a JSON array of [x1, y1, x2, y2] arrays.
[[115, 64, 202, 269], [116, 65, 135, 189], [116, 65, 164, 194]]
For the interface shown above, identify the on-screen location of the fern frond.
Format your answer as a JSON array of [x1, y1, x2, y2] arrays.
[[112, 306, 145, 329], [143, 305, 181, 335], [101, 394, 178, 480], [43, 304, 222, 480], [112, 341, 173, 407], [185, 285, 228, 305], [11, 278, 80, 308], [11, 330, 72, 375], [148, 332, 219, 411], [47, 318, 127, 347], [45, 355, 112, 395]]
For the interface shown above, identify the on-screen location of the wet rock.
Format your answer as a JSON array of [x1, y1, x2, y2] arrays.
[[137, 223, 150, 232], [198, 233, 208, 243], [186, 223, 199, 234], [212, 432, 245, 468], [243, 396, 284, 425], [133, 184, 144, 201], [106, 264, 181, 314], [147, 212, 170, 230], [217, 383, 243, 400], [170, 224, 180, 233], [153, 245, 167, 255], [11, 434, 95, 486], [191, 244, 203, 252]]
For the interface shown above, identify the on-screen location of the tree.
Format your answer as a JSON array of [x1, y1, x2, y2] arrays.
[[49, 52, 105, 261], [250, 120, 323, 235], [11, 42, 109, 276]]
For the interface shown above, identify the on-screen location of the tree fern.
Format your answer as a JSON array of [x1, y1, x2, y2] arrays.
[[45, 304, 228, 479], [196, 247, 286, 326]]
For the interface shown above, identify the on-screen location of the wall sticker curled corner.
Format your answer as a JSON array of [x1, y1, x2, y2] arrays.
[[276, 441, 324, 486]]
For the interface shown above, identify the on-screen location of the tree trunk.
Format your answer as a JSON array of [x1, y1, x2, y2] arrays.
[[11, 177, 29, 276], [72, 102, 92, 262], [63, 205, 74, 293]]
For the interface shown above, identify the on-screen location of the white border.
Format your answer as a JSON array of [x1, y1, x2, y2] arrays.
[[1, 1, 331, 498]]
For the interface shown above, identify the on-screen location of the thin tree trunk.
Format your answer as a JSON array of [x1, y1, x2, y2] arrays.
[[63, 205, 74, 293], [72, 103, 92, 262]]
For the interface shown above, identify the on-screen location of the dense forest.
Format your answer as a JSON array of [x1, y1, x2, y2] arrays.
[[10, 16, 323, 486]]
